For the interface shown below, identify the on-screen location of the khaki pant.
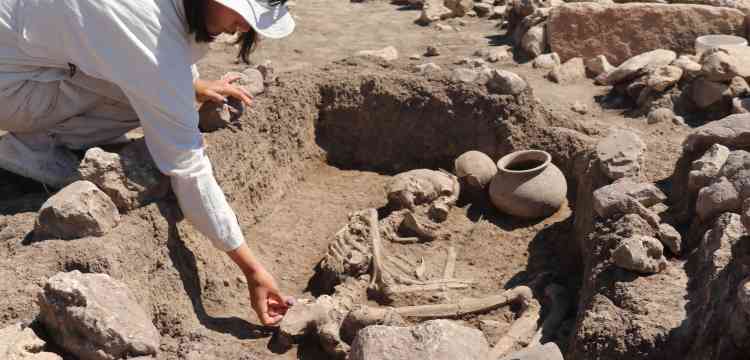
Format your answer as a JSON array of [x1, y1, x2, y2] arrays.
[[0, 66, 139, 150]]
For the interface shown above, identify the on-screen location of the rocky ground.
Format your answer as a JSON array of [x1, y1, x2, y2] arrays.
[[2, 0, 750, 359]]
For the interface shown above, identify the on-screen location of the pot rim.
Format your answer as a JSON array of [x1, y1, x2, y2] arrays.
[[497, 150, 551, 174]]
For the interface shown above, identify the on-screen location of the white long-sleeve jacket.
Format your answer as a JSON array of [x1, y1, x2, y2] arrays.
[[0, 0, 245, 251]]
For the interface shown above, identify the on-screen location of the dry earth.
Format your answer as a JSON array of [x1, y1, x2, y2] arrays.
[[0, 0, 696, 359]]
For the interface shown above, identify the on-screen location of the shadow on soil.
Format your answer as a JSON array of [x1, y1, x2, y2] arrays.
[[159, 202, 276, 341]]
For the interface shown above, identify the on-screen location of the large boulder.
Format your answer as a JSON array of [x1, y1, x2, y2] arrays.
[[34, 181, 120, 240], [683, 114, 750, 153], [37, 271, 160, 360], [0, 323, 62, 360], [78, 141, 169, 212], [349, 320, 490, 360], [548, 3, 746, 65]]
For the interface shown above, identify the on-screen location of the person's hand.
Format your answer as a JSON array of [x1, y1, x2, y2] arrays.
[[246, 268, 290, 326], [194, 75, 253, 106]]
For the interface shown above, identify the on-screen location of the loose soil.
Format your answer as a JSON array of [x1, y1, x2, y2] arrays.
[[0, 1, 694, 359]]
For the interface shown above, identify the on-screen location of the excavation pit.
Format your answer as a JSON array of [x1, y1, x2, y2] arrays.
[[0, 59, 593, 359]]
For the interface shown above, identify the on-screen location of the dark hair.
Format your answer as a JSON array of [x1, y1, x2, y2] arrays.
[[183, 0, 259, 64]]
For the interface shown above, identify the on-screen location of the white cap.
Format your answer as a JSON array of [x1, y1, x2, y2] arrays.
[[214, 0, 295, 39]]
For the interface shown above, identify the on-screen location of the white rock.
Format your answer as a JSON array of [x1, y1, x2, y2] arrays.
[[647, 107, 675, 124], [533, 53, 561, 70], [658, 223, 682, 255], [611, 235, 668, 274], [605, 49, 677, 85], [688, 143, 730, 192], [585, 55, 615, 77], [487, 69, 528, 95], [521, 25, 546, 58], [499, 343, 564, 360], [0, 323, 62, 360], [35, 181, 120, 240], [419, 0, 454, 24], [646, 65, 683, 92], [356, 46, 399, 61], [548, 57, 586, 83], [474, 2, 493, 16], [672, 55, 702, 77], [487, 46, 512, 62], [38, 271, 160, 360], [230, 69, 264, 95], [596, 130, 646, 180], [696, 177, 741, 221], [415, 62, 442, 74], [701, 49, 749, 82], [350, 320, 490, 360]]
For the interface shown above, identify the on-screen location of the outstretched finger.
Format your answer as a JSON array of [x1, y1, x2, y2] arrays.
[[223, 85, 254, 106]]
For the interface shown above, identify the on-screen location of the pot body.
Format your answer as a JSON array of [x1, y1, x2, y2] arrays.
[[489, 150, 567, 219]]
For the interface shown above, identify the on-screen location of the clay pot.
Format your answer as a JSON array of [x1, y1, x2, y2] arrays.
[[489, 150, 567, 219]]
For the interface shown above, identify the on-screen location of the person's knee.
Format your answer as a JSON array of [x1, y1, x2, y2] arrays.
[[0, 80, 61, 133]]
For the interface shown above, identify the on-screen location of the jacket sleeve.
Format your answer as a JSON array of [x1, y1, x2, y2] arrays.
[[28, 1, 247, 251]]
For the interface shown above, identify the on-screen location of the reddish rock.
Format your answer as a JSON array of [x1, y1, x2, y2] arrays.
[[548, 3, 746, 65]]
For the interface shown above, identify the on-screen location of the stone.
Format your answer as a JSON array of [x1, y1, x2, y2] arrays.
[[474, 2, 493, 16], [691, 78, 729, 109], [500, 342, 564, 360], [729, 77, 750, 98], [548, 57, 586, 83], [585, 55, 615, 77], [228, 69, 264, 96], [445, 0, 475, 17], [647, 108, 675, 124], [0, 323, 62, 360], [356, 46, 399, 61], [451, 68, 481, 83], [596, 130, 646, 181], [198, 95, 243, 132], [720, 150, 750, 199], [415, 62, 442, 74], [611, 235, 668, 274], [487, 46, 512, 62], [733, 97, 750, 114], [594, 179, 666, 212], [658, 223, 682, 255], [689, 143, 731, 191], [521, 25, 546, 58], [78, 141, 168, 212], [592, 184, 662, 227], [646, 65, 683, 92], [417, 0, 454, 25], [696, 177, 741, 221], [698, 213, 746, 279], [349, 320, 490, 360], [533, 53, 561, 69], [487, 69, 528, 95], [700, 49, 750, 83], [434, 23, 455, 32], [683, 114, 750, 153], [35, 181, 120, 240], [672, 55, 702, 78], [572, 101, 588, 114], [490, 5, 507, 18], [409, 54, 422, 60], [425, 45, 440, 57], [604, 49, 677, 85], [38, 271, 159, 360], [547, 3, 746, 65], [457, 57, 488, 68]]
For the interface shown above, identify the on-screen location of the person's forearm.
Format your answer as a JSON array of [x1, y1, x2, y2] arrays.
[[227, 243, 265, 276]]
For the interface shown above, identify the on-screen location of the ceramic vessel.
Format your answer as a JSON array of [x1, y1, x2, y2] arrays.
[[488, 150, 567, 219], [695, 35, 747, 56]]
